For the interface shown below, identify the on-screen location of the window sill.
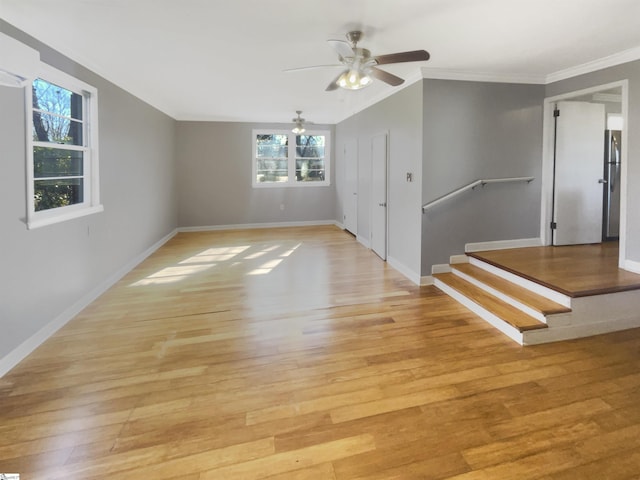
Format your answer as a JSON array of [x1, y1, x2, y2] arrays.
[[252, 182, 331, 188], [27, 204, 104, 230]]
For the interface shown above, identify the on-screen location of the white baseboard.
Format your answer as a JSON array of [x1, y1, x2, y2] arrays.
[[421, 275, 435, 286], [178, 220, 339, 232], [433, 277, 524, 344], [450, 255, 468, 264], [623, 259, 640, 274], [356, 234, 371, 249], [0, 229, 178, 378], [465, 237, 543, 253], [431, 263, 451, 274], [387, 255, 421, 285]]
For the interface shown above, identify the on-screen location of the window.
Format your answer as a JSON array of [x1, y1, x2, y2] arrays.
[[253, 130, 330, 187], [26, 63, 102, 228]]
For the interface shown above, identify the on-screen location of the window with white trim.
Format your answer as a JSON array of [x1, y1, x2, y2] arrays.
[[253, 130, 330, 187], [27, 63, 102, 229]]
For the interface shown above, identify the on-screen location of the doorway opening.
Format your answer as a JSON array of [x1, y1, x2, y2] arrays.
[[540, 80, 628, 268]]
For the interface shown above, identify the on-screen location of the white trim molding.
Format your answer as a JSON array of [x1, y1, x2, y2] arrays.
[[431, 263, 452, 274], [546, 45, 640, 84], [623, 259, 640, 275], [386, 255, 421, 286], [465, 237, 543, 253], [540, 80, 629, 271], [421, 67, 545, 85], [178, 220, 339, 233], [0, 229, 178, 378]]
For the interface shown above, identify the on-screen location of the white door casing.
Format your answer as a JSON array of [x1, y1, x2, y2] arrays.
[[343, 138, 358, 235], [371, 133, 388, 260], [553, 101, 605, 245]]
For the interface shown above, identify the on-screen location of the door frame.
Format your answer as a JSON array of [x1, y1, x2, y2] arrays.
[[343, 138, 358, 235], [370, 131, 389, 260], [540, 80, 628, 268]]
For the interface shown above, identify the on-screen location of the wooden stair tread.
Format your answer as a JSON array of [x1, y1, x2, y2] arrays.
[[433, 272, 548, 332], [452, 263, 571, 315]]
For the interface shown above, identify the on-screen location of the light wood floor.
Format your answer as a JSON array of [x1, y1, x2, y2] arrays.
[[468, 242, 640, 297], [2, 226, 640, 479]]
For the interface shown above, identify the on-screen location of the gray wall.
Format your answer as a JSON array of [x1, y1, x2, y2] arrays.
[[175, 122, 336, 227], [0, 22, 177, 363], [421, 80, 545, 275], [545, 61, 640, 264], [335, 82, 423, 279]]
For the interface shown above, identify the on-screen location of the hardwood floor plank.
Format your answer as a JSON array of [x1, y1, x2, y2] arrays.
[[330, 386, 461, 424], [468, 242, 640, 297], [462, 421, 603, 469], [261, 462, 337, 480], [198, 434, 376, 480], [2, 226, 640, 479], [550, 450, 640, 480]]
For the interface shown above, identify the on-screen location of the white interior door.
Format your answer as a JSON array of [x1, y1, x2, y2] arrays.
[[553, 101, 605, 245], [371, 133, 387, 259], [343, 139, 358, 235]]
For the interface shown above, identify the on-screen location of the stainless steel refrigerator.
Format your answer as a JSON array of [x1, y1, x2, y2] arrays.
[[603, 129, 621, 241]]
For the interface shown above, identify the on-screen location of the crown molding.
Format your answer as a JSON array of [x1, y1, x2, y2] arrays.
[[420, 67, 546, 85], [545, 45, 640, 84]]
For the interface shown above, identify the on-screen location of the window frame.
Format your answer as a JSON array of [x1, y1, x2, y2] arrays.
[[252, 129, 331, 188], [25, 62, 102, 229]]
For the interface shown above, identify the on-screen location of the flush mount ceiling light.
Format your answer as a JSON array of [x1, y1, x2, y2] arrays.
[[292, 110, 306, 134], [285, 30, 429, 92]]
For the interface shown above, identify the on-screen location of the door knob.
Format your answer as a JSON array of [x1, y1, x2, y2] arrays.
[[598, 179, 608, 184]]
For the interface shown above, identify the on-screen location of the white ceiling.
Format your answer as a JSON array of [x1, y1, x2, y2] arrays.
[[2, 0, 640, 124]]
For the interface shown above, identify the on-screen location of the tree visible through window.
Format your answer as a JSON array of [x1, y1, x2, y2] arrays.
[[253, 130, 330, 187], [256, 134, 289, 183], [26, 63, 101, 229], [32, 78, 85, 211], [296, 135, 325, 182]]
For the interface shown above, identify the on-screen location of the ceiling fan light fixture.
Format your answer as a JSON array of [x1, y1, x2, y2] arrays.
[[338, 68, 371, 90], [291, 110, 307, 134]]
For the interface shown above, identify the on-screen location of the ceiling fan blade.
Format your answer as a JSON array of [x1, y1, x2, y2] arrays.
[[369, 67, 404, 86], [328, 39, 355, 59], [284, 64, 343, 73], [325, 70, 347, 91], [374, 50, 430, 65]]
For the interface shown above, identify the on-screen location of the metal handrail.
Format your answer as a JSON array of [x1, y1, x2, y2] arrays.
[[422, 176, 534, 213]]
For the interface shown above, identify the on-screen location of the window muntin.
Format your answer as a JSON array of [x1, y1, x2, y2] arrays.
[[26, 64, 102, 228], [253, 130, 330, 187]]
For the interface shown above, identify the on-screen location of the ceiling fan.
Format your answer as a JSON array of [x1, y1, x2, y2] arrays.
[[291, 110, 308, 133], [288, 31, 430, 91]]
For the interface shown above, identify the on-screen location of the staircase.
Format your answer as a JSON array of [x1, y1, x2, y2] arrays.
[[432, 254, 640, 345]]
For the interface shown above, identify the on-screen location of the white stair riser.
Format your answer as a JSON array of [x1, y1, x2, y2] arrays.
[[468, 257, 572, 308], [451, 268, 547, 323], [434, 278, 524, 345], [523, 315, 640, 345]]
